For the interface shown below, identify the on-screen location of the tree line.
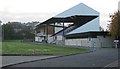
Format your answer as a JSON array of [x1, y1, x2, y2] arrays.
[[2, 21, 39, 41]]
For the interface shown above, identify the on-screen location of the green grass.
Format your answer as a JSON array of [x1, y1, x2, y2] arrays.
[[1, 40, 88, 55], [0, 42, 2, 54]]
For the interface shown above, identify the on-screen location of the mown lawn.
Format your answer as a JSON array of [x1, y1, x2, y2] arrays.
[[2, 40, 88, 55]]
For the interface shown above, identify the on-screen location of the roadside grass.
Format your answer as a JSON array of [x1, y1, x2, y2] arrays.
[[2, 40, 89, 56], [0, 42, 2, 54]]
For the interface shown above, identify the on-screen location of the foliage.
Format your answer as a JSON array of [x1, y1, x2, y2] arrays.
[[2, 22, 36, 40], [109, 11, 120, 39]]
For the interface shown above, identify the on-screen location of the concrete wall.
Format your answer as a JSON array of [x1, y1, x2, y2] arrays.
[[65, 36, 113, 48], [97, 36, 113, 47], [55, 40, 65, 45], [65, 38, 90, 47]]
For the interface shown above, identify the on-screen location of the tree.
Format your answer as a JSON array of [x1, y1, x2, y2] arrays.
[[2, 22, 15, 40], [2, 22, 35, 40], [109, 11, 120, 40]]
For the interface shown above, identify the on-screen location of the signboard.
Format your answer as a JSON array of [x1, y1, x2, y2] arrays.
[[113, 40, 119, 44]]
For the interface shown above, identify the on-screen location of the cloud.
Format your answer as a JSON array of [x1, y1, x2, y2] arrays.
[[0, 11, 58, 23], [118, 1, 120, 11], [0, 0, 119, 30]]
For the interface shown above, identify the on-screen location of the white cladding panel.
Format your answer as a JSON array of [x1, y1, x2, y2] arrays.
[[67, 17, 100, 34]]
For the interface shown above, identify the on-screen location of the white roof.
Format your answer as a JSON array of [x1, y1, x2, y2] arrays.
[[55, 3, 99, 18], [67, 17, 100, 34]]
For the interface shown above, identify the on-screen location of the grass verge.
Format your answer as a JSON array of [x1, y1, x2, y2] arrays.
[[2, 40, 88, 56]]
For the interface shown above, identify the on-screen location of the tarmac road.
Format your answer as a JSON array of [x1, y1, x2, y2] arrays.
[[4, 48, 119, 68]]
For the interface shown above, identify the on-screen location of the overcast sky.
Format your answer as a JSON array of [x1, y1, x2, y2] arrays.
[[0, 0, 119, 30]]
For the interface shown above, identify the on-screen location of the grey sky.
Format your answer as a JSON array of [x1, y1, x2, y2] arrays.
[[0, 0, 119, 30]]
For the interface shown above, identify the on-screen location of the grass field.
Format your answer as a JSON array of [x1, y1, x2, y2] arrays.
[[1, 40, 88, 55]]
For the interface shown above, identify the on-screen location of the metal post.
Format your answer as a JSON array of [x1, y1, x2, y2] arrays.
[[44, 25, 45, 41], [33, 49, 36, 56], [62, 19, 65, 45], [53, 23, 55, 40], [62, 19, 65, 40], [115, 44, 117, 48], [44, 25, 45, 34], [46, 24, 48, 43]]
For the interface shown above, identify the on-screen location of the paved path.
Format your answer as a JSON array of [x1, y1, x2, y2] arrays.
[[5, 48, 119, 67], [2, 56, 56, 67], [0, 56, 2, 67], [104, 60, 119, 67]]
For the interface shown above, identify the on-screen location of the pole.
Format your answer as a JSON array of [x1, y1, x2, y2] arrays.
[[53, 23, 55, 40], [33, 49, 36, 56], [62, 19, 65, 41], [115, 44, 117, 48], [46, 24, 48, 43]]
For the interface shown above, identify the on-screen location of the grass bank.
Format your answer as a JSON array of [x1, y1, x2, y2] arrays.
[[2, 40, 88, 55]]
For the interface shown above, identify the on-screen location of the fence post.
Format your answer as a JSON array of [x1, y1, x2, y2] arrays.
[[33, 49, 36, 56]]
